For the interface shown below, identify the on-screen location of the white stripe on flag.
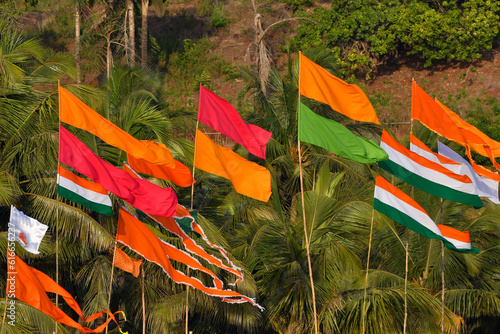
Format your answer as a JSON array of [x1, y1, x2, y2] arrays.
[[438, 141, 500, 204], [374, 185, 443, 237], [57, 174, 112, 206], [381, 140, 476, 194]]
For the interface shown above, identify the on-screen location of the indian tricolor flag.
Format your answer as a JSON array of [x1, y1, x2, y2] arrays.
[[379, 130, 483, 208], [57, 164, 113, 216], [409, 134, 465, 175], [373, 175, 480, 254]]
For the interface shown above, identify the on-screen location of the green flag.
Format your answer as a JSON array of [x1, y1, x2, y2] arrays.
[[298, 102, 388, 164]]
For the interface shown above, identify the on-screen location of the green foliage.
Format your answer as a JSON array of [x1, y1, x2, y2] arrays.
[[210, 1, 230, 28], [280, 0, 315, 12], [165, 38, 237, 111], [292, 0, 500, 77]]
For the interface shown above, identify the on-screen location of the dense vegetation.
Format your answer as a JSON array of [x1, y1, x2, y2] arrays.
[[1, 0, 500, 333], [292, 0, 500, 78]]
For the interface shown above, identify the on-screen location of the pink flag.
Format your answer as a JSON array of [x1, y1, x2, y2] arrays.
[[59, 125, 178, 217], [198, 85, 272, 159]]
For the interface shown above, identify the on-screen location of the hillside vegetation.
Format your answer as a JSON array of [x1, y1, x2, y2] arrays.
[[1, 0, 500, 333]]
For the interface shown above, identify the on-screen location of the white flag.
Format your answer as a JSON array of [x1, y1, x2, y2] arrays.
[[9, 206, 48, 254], [438, 141, 500, 204]]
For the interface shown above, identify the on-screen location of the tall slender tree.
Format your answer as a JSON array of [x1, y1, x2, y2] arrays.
[[141, 0, 149, 68]]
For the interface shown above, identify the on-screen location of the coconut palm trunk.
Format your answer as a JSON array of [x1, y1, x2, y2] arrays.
[[75, 1, 81, 84], [127, 0, 135, 67], [141, 0, 148, 68]]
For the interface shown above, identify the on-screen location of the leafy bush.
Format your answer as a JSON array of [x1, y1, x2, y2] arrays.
[[211, 2, 230, 28], [292, 0, 500, 77]]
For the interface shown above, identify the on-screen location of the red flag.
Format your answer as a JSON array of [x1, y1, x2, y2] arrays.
[[198, 85, 272, 159], [116, 207, 263, 310], [59, 125, 178, 217], [7, 254, 123, 333]]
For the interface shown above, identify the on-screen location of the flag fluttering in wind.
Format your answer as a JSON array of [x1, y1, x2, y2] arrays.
[[7, 255, 125, 333], [194, 130, 272, 202], [127, 144, 193, 187], [59, 85, 175, 167], [113, 247, 142, 278], [298, 53, 380, 124], [438, 141, 499, 204], [379, 130, 483, 208], [198, 85, 272, 159], [57, 164, 114, 216], [148, 208, 244, 285], [411, 80, 500, 179], [116, 207, 263, 310], [373, 175, 480, 253], [123, 163, 244, 284], [59, 125, 178, 217], [9, 206, 48, 254], [298, 102, 388, 163], [410, 134, 463, 172], [436, 224, 478, 253]]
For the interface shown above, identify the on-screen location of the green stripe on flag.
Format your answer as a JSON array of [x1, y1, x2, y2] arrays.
[[57, 186, 113, 216], [174, 216, 201, 238], [374, 198, 480, 254], [378, 159, 483, 208], [373, 198, 440, 240]]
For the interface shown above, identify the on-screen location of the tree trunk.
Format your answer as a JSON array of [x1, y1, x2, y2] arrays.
[[141, 0, 148, 69], [75, 3, 81, 84], [106, 31, 112, 78], [127, 0, 135, 67]]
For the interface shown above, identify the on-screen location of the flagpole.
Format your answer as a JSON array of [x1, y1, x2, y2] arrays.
[[185, 267, 190, 334], [190, 103, 200, 211], [55, 82, 61, 334], [1, 294, 7, 334], [186, 98, 200, 334], [403, 223, 409, 334], [436, 134, 445, 334], [105, 242, 117, 334], [404, 98, 415, 334], [440, 198, 445, 334], [297, 51, 319, 334], [142, 264, 146, 334], [361, 208, 375, 334], [55, 193, 60, 334]]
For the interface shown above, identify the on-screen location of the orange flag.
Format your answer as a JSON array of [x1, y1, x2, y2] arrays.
[[122, 163, 244, 284], [298, 53, 380, 124], [116, 207, 263, 310], [127, 141, 193, 187], [7, 254, 123, 333], [148, 208, 244, 285], [411, 80, 500, 179], [59, 85, 175, 167], [436, 99, 500, 157], [113, 247, 142, 278], [194, 130, 271, 202]]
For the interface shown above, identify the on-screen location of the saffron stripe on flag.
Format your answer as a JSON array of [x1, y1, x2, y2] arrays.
[[57, 165, 113, 216], [374, 176, 443, 239], [373, 175, 480, 254], [379, 130, 483, 208]]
